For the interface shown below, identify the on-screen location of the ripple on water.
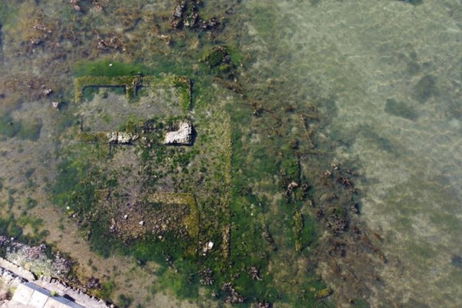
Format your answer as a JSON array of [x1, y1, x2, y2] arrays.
[[246, 0, 462, 306]]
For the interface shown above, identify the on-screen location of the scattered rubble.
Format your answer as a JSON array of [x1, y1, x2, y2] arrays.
[[257, 302, 273, 308], [170, 0, 221, 31], [41, 87, 53, 96], [222, 282, 245, 304], [96, 35, 125, 53], [51, 101, 61, 109], [0, 239, 110, 307], [199, 268, 214, 286], [107, 131, 138, 144], [70, 0, 82, 12], [202, 241, 214, 255], [0, 236, 71, 278], [249, 266, 262, 281], [286, 181, 299, 196]]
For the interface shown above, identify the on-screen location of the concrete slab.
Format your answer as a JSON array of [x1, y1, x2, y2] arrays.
[[10, 283, 34, 306], [28, 289, 49, 308]]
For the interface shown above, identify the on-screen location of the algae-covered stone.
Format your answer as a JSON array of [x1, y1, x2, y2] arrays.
[[202, 46, 230, 69], [315, 287, 333, 299]]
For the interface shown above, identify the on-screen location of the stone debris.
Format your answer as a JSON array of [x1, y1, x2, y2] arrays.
[[0, 237, 71, 279], [170, 0, 221, 31], [222, 282, 245, 304], [0, 257, 111, 308], [107, 131, 138, 144], [286, 181, 299, 196], [249, 266, 262, 281], [164, 121, 193, 145], [257, 302, 273, 308], [199, 268, 214, 286], [51, 101, 61, 109], [202, 241, 214, 255]]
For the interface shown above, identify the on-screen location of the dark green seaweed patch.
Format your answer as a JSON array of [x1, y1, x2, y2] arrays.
[[201, 46, 241, 77], [384, 98, 418, 120], [51, 159, 96, 212], [413, 75, 437, 103], [117, 294, 134, 308], [0, 214, 48, 246], [398, 0, 423, 5]]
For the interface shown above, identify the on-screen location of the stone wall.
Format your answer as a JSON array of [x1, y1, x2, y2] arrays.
[[0, 258, 112, 308]]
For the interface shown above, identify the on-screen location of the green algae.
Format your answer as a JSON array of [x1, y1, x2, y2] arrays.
[[0, 1, 350, 306], [74, 60, 151, 78], [0, 213, 48, 245], [399, 0, 423, 5], [0, 114, 21, 138], [0, 0, 459, 307], [50, 80, 329, 306], [201, 45, 241, 77], [0, 114, 42, 141], [74, 73, 192, 112], [294, 211, 317, 252]]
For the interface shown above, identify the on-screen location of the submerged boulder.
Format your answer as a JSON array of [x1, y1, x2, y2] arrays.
[[164, 121, 193, 145]]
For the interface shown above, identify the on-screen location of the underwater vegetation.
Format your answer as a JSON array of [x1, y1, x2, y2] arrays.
[[384, 98, 418, 121], [0, 0, 389, 307], [413, 74, 438, 103], [399, 0, 423, 5], [0, 114, 42, 141], [47, 59, 340, 306]]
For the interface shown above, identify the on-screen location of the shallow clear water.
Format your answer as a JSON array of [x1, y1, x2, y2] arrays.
[[238, 0, 462, 306]]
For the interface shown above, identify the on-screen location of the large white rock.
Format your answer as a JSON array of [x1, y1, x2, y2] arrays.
[[164, 121, 193, 145]]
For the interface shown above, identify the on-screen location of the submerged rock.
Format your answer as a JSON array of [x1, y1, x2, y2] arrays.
[[51, 101, 61, 110], [107, 131, 138, 144], [170, 0, 221, 31], [164, 121, 193, 145], [315, 287, 333, 299], [222, 282, 245, 304], [202, 241, 214, 255], [451, 255, 462, 268]]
